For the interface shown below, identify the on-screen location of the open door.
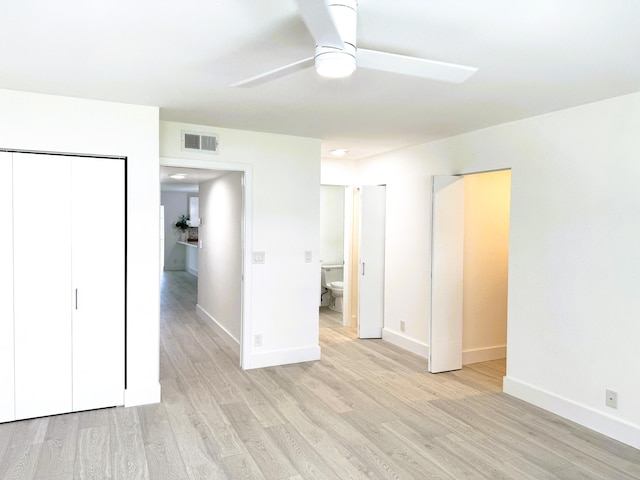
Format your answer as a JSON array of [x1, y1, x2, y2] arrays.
[[429, 175, 464, 373], [358, 185, 386, 339]]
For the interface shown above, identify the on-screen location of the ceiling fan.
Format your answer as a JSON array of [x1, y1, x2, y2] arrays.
[[231, 0, 478, 87]]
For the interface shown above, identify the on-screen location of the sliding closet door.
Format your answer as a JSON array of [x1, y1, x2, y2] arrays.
[[71, 157, 125, 410], [0, 152, 15, 422], [14, 153, 73, 419]]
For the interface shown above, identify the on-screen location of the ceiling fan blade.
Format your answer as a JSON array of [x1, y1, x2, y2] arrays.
[[358, 48, 478, 83], [230, 57, 314, 87], [293, 0, 344, 49]]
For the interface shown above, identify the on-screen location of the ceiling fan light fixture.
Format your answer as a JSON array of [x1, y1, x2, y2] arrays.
[[315, 50, 356, 78]]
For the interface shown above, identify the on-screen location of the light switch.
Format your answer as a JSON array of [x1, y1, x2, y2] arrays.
[[252, 251, 265, 264], [305, 251, 312, 263]]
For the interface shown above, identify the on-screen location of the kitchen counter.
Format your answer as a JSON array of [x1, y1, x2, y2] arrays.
[[177, 241, 198, 248]]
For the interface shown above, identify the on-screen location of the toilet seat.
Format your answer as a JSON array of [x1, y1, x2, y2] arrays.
[[330, 281, 343, 290]]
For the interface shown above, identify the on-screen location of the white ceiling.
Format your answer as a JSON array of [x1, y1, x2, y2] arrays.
[[2, 0, 639, 160], [160, 166, 225, 191]]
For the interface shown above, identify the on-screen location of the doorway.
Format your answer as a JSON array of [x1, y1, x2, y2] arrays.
[[430, 169, 511, 373], [319, 184, 354, 328], [160, 159, 250, 368]]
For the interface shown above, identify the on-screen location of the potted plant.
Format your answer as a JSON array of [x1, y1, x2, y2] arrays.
[[175, 215, 189, 241]]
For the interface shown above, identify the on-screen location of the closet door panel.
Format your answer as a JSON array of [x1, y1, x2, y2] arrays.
[[13, 153, 73, 420], [0, 152, 15, 422], [72, 157, 125, 410]]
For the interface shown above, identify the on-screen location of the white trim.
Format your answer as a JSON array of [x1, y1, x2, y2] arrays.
[[342, 185, 354, 327], [503, 376, 640, 450], [244, 346, 321, 370], [186, 267, 198, 277], [196, 304, 240, 356], [462, 345, 506, 365], [382, 328, 429, 359], [124, 383, 161, 407], [160, 156, 252, 369]]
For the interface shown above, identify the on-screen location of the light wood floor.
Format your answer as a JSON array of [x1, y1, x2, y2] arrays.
[[1, 271, 638, 479]]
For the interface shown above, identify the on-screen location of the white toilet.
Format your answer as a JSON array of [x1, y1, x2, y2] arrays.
[[329, 280, 344, 313], [321, 265, 344, 313]]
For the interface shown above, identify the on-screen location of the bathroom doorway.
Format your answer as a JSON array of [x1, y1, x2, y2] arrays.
[[319, 184, 353, 328], [430, 169, 511, 373], [159, 159, 250, 368]]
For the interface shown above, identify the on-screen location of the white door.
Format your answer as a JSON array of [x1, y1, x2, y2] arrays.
[[12, 153, 125, 420], [14, 153, 74, 419], [358, 185, 386, 339], [429, 175, 464, 373], [0, 152, 15, 422], [71, 157, 125, 411]]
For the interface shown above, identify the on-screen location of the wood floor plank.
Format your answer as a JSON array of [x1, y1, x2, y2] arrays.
[[73, 426, 111, 480], [0, 444, 43, 480], [138, 404, 189, 480], [164, 402, 229, 480], [277, 404, 373, 479], [220, 402, 299, 479], [265, 423, 344, 480], [219, 453, 267, 479], [342, 410, 460, 479], [109, 407, 150, 480], [9, 417, 49, 447], [34, 414, 79, 479]]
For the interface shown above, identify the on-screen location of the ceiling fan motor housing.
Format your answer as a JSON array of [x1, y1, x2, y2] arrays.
[[315, 0, 357, 78]]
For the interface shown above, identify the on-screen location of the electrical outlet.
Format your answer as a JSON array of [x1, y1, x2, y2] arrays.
[[254, 334, 263, 347], [400, 320, 406, 332], [606, 389, 617, 409]]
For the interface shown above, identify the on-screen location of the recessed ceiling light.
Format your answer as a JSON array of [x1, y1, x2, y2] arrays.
[[329, 149, 349, 157], [169, 174, 187, 179]]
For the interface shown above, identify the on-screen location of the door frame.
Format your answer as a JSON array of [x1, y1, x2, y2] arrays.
[[320, 183, 353, 327], [160, 156, 252, 369]]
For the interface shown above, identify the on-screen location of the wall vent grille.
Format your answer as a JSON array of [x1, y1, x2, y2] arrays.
[[181, 130, 219, 154]]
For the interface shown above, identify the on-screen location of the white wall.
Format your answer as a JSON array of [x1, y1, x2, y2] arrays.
[[320, 185, 345, 266], [462, 170, 511, 364], [197, 172, 243, 348], [160, 121, 321, 369], [0, 88, 160, 407], [161, 191, 188, 271], [355, 92, 640, 449]]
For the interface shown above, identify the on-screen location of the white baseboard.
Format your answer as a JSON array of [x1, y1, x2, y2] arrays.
[[503, 376, 640, 450], [462, 345, 506, 365], [124, 383, 161, 407], [244, 346, 321, 370], [382, 328, 429, 359], [196, 304, 240, 356], [187, 267, 198, 277]]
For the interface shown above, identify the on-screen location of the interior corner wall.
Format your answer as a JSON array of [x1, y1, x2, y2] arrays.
[[357, 91, 640, 449], [161, 191, 188, 271], [462, 170, 511, 364], [320, 185, 346, 266], [160, 121, 321, 369], [198, 172, 243, 344], [0, 88, 161, 407]]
